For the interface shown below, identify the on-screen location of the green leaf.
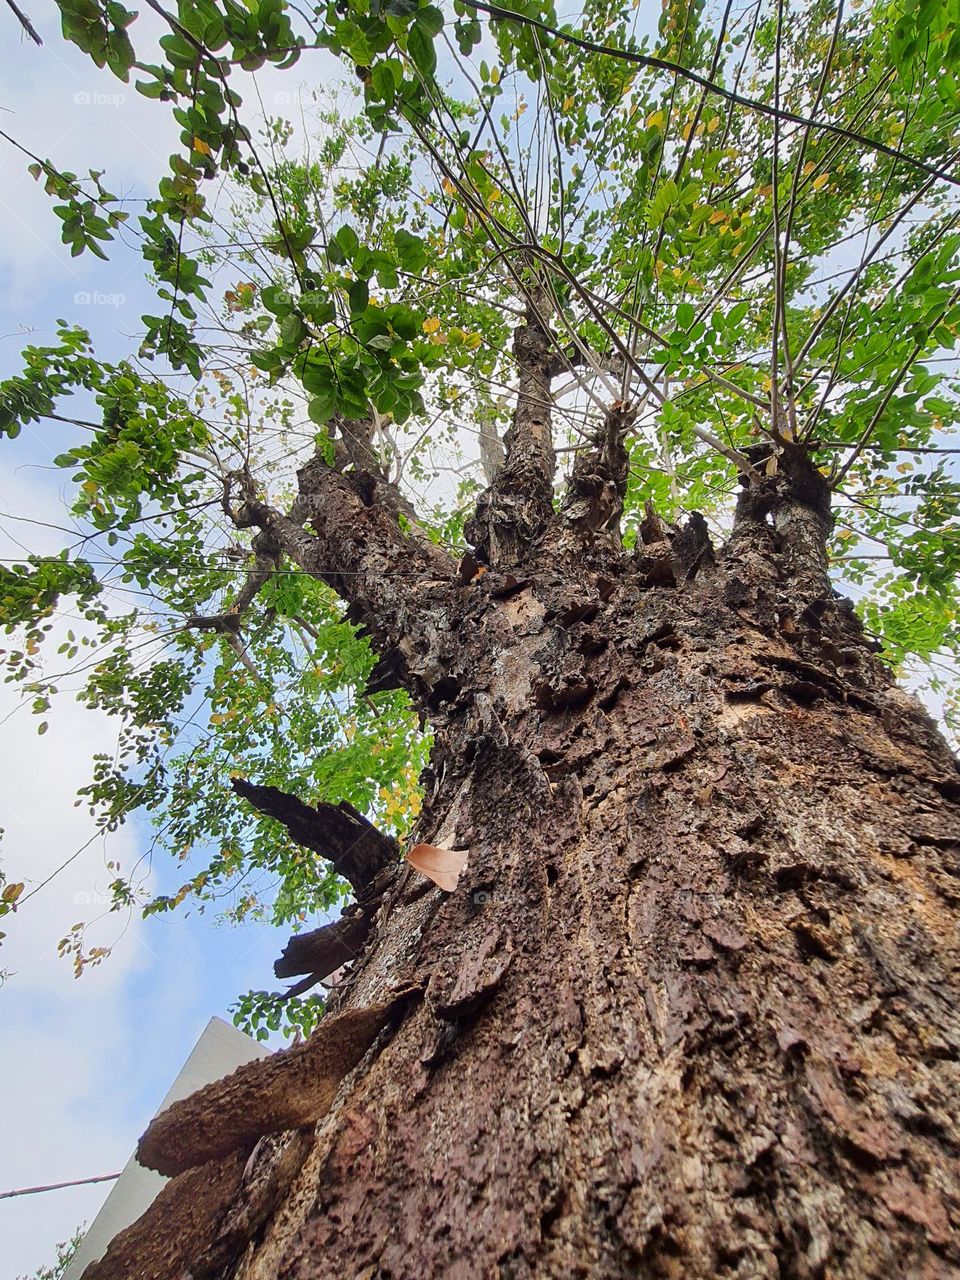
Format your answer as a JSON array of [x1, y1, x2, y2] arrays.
[[308, 394, 337, 425], [416, 5, 444, 36], [407, 23, 437, 77]]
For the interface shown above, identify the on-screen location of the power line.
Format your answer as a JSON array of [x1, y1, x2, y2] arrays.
[[459, 0, 960, 190], [0, 558, 440, 577], [0, 1172, 121, 1201]]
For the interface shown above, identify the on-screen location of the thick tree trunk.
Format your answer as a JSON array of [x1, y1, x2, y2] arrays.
[[84, 326, 960, 1279], [97, 530, 960, 1280], [228, 564, 959, 1280]]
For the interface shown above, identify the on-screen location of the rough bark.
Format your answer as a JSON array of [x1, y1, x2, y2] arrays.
[[79, 304, 960, 1279], [87, 512, 960, 1279]]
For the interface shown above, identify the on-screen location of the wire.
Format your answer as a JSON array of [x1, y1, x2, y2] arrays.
[[0, 1172, 121, 1200], [457, 0, 960, 189]]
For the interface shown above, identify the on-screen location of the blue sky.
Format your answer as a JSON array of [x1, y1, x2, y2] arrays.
[[0, 11, 344, 1274]]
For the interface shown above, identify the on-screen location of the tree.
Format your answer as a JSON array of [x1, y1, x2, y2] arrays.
[[2, 0, 960, 1273], [17, 1228, 84, 1280]]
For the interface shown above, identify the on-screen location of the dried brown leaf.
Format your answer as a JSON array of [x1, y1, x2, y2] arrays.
[[406, 843, 468, 892]]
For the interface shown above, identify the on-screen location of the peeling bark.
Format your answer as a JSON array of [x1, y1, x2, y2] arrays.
[[107, 500, 960, 1279]]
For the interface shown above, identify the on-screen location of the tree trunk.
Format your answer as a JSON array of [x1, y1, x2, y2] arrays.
[[84, 361, 960, 1280], [101, 520, 960, 1280]]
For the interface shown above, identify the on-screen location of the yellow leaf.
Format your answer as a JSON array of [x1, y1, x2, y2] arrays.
[[758, 184, 773, 198], [2, 882, 24, 904], [441, 176, 457, 197], [802, 161, 816, 177], [563, 95, 575, 111], [464, 332, 482, 350], [422, 316, 441, 334], [812, 173, 829, 190], [490, 66, 500, 84], [707, 116, 720, 133], [709, 209, 727, 224], [646, 109, 666, 130], [193, 137, 213, 157]]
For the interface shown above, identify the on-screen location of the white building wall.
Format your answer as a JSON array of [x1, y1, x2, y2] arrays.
[[62, 1017, 270, 1280]]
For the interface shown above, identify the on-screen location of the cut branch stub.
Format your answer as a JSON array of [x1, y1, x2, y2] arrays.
[[231, 778, 397, 899], [137, 986, 423, 1178], [274, 909, 373, 980]]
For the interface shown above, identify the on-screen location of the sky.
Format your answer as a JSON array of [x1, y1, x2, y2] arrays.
[[0, 11, 341, 1276]]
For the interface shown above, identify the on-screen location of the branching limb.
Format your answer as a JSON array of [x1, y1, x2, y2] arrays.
[[465, 288, 559, 567], [184, 526, 281, 637], [223, 455, 456, 703]]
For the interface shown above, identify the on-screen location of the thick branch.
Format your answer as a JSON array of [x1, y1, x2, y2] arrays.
[[465, 293, 558, 567], [137, 987, 422, 1177], [274, 909, 374, 980], [561, 403, 635, 542], [330, 413, 418, 523], [184, 528, 280, 635], [231, 778, 397, 899], [227, 457, 456, 704], [728, 442, 833, 602]]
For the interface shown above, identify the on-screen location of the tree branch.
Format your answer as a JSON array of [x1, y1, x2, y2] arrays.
[[225, 456, 456, 704], [274, 909, 374, 980], [561, 402, 635, 542], [231, 778, 398, 900], [4, 0, 41, 43], [137, 987, 423, 1178], [184, 527, 280, 636], [465, 289, 558, 567]]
